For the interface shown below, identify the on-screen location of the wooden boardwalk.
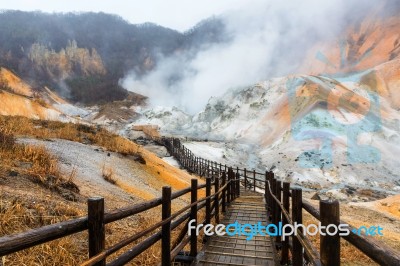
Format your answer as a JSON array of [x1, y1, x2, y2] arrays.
[[193, 189, 277, 266], [2, 136, 399, 265]]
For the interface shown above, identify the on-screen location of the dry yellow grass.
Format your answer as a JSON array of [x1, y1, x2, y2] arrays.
[[132, 124, 161, 139], [0, 184, 202, 266], [0, 91, 54, 119], [0, 193, 87, 265], [0, 187, 186, 266], [0, 67, 33, 97], [0, 124, 77, 191], [302, 211, 377, 265], [0, 115, 142, 156], [102, 163, 117, 184], [0, 115, 203, 193], [0, 115, 205, 265]]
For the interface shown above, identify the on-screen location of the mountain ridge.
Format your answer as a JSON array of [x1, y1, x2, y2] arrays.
[[0, 10, 227, 104]]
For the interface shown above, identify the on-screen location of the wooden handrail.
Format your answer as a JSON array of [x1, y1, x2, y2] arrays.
[[266, 175, 321, 265], [2, 136, 399, 266], [0, 178, 206, 257], [264, 173, 400, 266], [302, 200, 400, 266], [0, 216, 88, 257], [0, 195, 163, 256], [81, 179, 231, 266], [162, 137, 400, 265]]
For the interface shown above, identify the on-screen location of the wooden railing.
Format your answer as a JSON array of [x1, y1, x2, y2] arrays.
[[0, 153, 240, 266], [156, 137, 226, 179], [1, 136, 399, 266], [160, 137, 400, 266], [231, 168, 400, 266]]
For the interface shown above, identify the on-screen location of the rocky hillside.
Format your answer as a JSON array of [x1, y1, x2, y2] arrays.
[[300, 1, 400, 75], [0, 11, 226, 104], [131, 57, 400, 193], [0, 67, 71, 120], [0, 3, 398, 193], [127, 4, 400, 193], [0, 65, 151, 132]]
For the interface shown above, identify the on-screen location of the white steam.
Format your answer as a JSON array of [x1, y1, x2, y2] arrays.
[[121, 0, 376, 114]]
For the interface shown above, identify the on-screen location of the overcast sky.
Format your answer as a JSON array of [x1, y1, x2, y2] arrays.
[[0, 0, 262, 31]]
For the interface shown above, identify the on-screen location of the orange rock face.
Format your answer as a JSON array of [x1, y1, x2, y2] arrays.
[[300, 15, 400, 76]]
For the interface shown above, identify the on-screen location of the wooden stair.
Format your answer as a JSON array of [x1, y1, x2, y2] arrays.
[[193, 189, 277, 266]]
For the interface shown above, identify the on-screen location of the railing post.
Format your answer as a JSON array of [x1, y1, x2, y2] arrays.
[[190, 179, 198, 257], [214, 177, 220, 224], [281, 182, 290, 265], [226, 168, 231, 204], [230, 168, 235, 202], [184, 148, 187, 168], [230, 169, 235, 199], [244, 168, 247, 190], [292, 188, 303, 266], [275, 180, 282, 247], [236, 172, 240, 197], [213, 162, 216, 177], [264, 171, 269, 208], [221, 172, 226, 213], [184, 148, 186, 166], [206, 160, 210, 177], [205, 178, 211, 225], [88, 197, 105, 266], [235, 167, 239, 198], [267, 172, 273, 216], [232, 171, 236, 199], [231, 168, 236, 201], [162, 186, 172, 266], [204, 177, 211, 243], [199, 158, 202, 175], [253, 170, 256, 192], [320, 200, 340, 266], [271, 177, 276, 225]]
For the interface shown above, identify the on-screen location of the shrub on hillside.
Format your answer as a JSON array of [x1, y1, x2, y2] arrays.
[[66, 75, 128, 104], [0, 127, 15, 149]]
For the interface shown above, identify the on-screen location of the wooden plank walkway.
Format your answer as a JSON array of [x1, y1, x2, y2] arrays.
[[193, 189, 277, 266]]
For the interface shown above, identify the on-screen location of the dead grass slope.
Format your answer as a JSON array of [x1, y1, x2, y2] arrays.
[[0, 115, 203, 265]]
